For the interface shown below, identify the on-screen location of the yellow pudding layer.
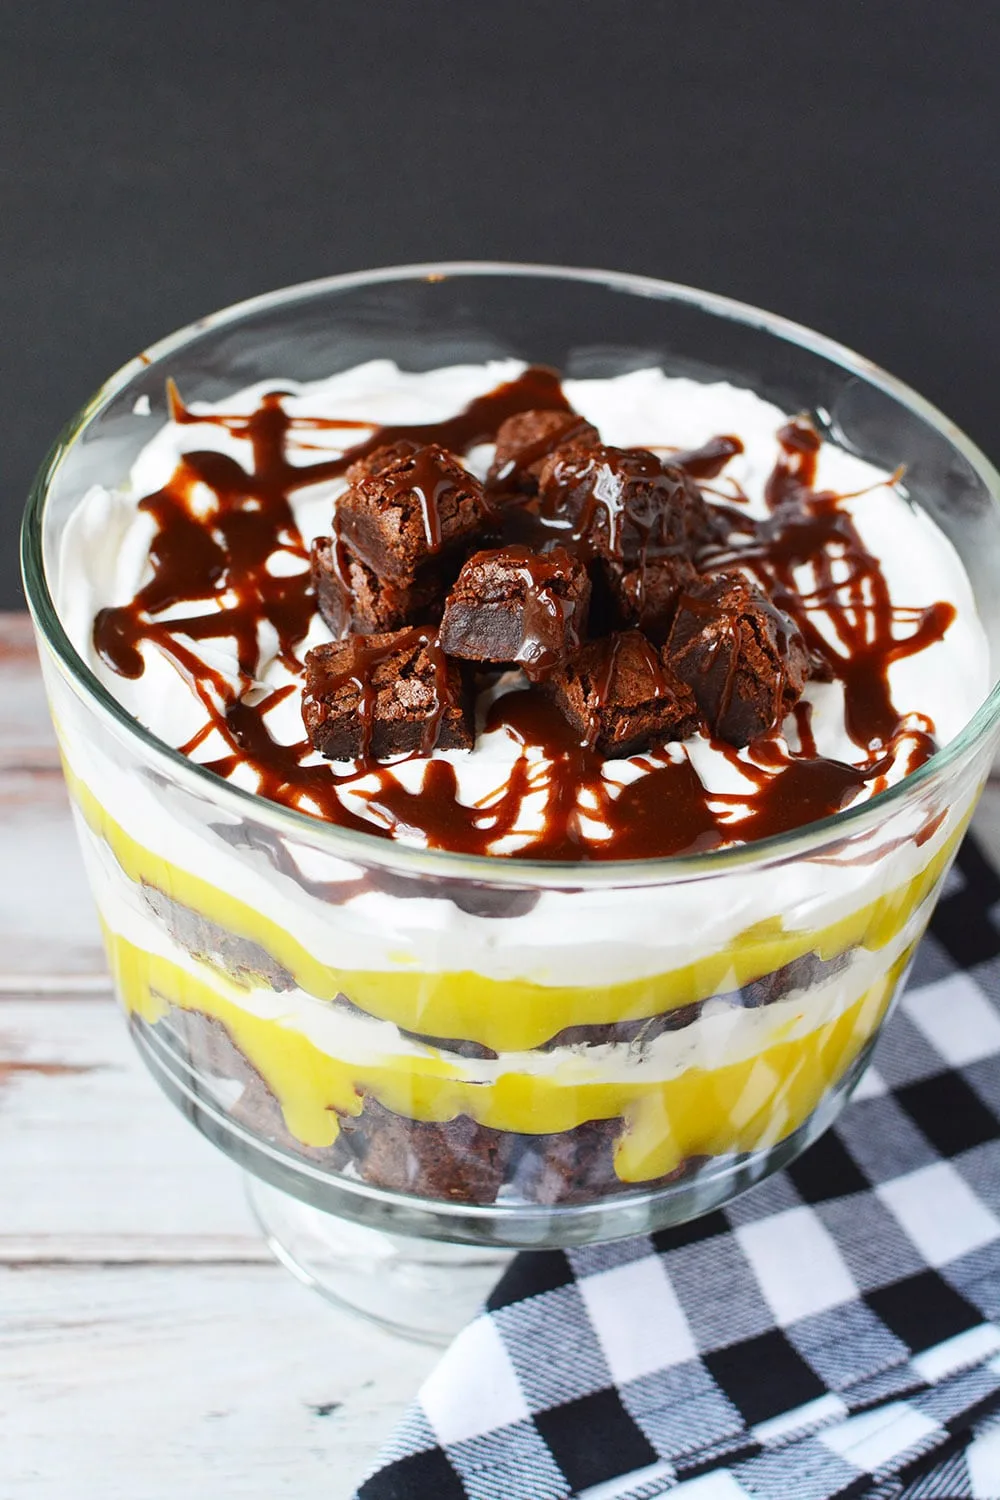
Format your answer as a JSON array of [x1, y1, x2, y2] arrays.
[[69, 763, 959, 1053], [106, 924, 913, 1183]]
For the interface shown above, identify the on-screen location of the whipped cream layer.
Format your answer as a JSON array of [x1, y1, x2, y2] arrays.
[[59, 360, 989, 854]]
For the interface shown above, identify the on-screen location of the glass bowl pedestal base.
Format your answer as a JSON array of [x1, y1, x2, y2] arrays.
[[247, 1176, 513, 1345]]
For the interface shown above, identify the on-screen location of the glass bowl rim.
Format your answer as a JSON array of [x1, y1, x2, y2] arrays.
[[20, 259, 1000, 889]]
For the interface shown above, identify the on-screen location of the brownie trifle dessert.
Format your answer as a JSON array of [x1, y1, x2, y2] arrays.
[[55, 359, 989, 1205]]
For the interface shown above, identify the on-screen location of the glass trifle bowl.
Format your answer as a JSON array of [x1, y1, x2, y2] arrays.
[[21, 264, 1000, 1341]]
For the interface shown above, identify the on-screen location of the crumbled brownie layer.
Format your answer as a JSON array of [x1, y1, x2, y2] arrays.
[[303, 627, 473, 759], [134, 878, 852, 1056], [139, 900, 853, 1207], [139, 883, 296, 991], [547, 629, 701, 757], [331, 1096, 512, 1204], [335, 1101, 700, 1206], [440, 544, 591, 680], [538, 948, 852, 1051], [147, 1003, 706, 1206], [369, 946, 852, 1058], [140, 1008, 331, 1161], [507, 1121, 702, 1205]]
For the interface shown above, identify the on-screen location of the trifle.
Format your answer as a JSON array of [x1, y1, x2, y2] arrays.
[[23, 266, 1000, 1248]]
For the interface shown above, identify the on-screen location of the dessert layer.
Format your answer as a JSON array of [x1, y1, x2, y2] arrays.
[[105, 913, 913, 1183], [58, 361, 989, 860], [136, 1009, 702, 1206], [72, 762, 960, 1050], [101, 858, 926, 1080]]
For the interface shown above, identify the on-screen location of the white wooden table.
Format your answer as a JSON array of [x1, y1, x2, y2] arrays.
[[0, 614, 438, 1500]]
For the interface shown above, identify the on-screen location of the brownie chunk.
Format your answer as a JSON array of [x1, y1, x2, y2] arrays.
[[603, 551, 698, 643], [331, 1097, 513, 1205], [140, 885, 295, 991], [302, 628, 472, 760], [146, 1005, 708, 1207], [439, 544, 591, 681], [537, 443, 724, 567], [665, 571, 810, 746], [334, 441, 489, 584], [486, 409, 599, 495], [508, 1120, 699, 1205], [547, 629, 701, 757], [147, 1009, 325, 1159], [311, 536, 446, 637], [343, 439, 423, 486], [330, 1096, 693, 1206]]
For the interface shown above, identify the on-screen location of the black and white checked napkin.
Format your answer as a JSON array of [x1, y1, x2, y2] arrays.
[[356, 836, 1000, 1500]]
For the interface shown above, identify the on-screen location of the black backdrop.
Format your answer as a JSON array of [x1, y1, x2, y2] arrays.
[[4, 0, 999, 609]]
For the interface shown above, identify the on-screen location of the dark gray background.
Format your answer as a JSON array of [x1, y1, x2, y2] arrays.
[[4, 0, 998, 608]]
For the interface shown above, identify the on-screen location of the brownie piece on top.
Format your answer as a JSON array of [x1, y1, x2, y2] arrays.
[[439, 544, 591, 681], [336, 440, 489, 579], [602, 550, 699, 644], [302, 628, 472, 761], [665, 571, 810, 746], [486, 409, 599, 495], [311, 536, 446, 637], [314, 441, 489, 637], [547, 629, 701, 757], [537, 443, 723, 567]]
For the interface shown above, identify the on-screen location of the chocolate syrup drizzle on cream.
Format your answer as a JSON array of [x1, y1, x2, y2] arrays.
[[93, 368, 953, 859]]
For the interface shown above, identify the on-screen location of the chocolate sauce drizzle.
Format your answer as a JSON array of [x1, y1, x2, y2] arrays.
[[667, 434, 744, 480], [94, 370, 953, 860], [705, 418, 954, 752], [324, 627, 452, 762]]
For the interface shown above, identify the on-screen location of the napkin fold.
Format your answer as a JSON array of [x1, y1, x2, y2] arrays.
[[356, 837, 1000, 1500]]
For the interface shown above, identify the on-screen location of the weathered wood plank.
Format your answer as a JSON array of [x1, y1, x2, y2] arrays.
[[0, 995, 437, 1496], [0, 998, 263, 1255], [0, 1262, 435, 1500], [0, 771, 105, 986], [0, 1235, 271, 1265], [0, 612, 107, 985], [0, 612, 60, 771]]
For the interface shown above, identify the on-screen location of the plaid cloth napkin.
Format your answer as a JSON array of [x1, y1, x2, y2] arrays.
[[356, 836, 1000, 1500]]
